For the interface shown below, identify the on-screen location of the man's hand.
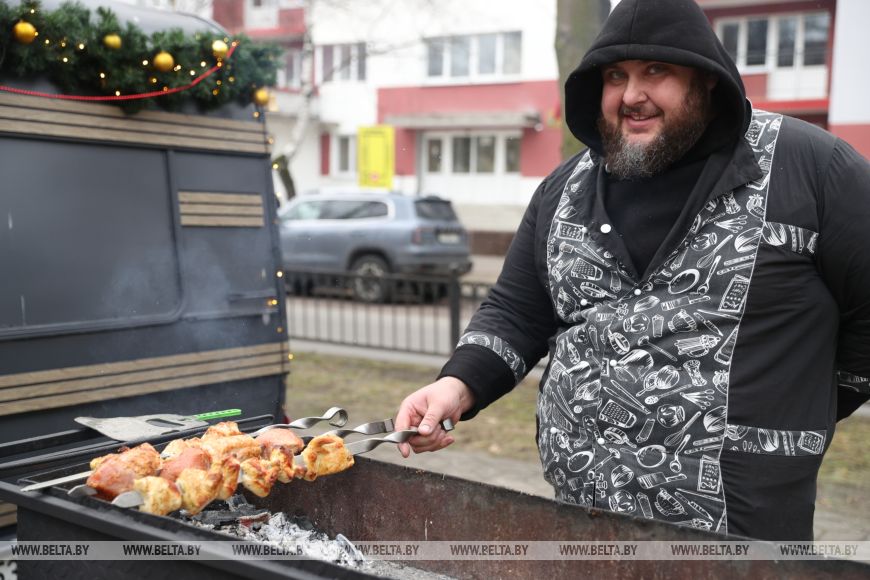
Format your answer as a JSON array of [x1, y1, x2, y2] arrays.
[[394, 377, 475, 457]]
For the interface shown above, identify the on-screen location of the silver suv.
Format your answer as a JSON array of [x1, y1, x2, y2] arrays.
[[278, 193, 472, 301]]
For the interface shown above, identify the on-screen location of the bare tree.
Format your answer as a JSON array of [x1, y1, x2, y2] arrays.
[[554, 0, 610, 160]]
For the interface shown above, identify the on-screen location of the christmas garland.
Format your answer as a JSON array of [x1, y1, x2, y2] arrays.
[[0, 0, 282, 112]]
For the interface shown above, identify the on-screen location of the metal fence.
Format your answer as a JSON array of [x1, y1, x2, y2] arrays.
[[284, 270, 492, 356]]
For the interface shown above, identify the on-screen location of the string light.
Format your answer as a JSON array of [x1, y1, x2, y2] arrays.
[[272, 162, 279, 169], [212, 89, 219, 96], [189, 70, 196, 76], [77, 43, 85, 50], [276, 271, 284, 278], [216, 80, 222, 86], [99, 72, 106, 79], [253, 111, 260, 118], [60, 41, 66, 47], [29, 7, 35, 13], [114, 90, 121, 96], [173, 65, 181, 72], [44, 39, 50, 45], [142, 59, 149, 66], [200, 61, 207, 67], [150, 77, 157, 84], [62, 57, 68, 63]]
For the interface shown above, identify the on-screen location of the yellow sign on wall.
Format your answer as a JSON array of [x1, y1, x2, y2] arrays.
[[357, 125, 394, 189]]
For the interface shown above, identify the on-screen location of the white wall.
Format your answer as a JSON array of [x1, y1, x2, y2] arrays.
[[829, 0, 870, 125]]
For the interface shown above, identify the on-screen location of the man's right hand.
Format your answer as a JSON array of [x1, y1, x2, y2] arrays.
[[394, 376, 475, 457]]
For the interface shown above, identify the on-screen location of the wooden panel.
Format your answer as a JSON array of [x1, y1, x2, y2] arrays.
[[180, 215, 265, 227], [0, 118, 269, 154], [0, 363, 287, 416], [179, 204, 264, 216], [0, 92, 264, 133], [178, 192, 263, 205], [0, 104, 263, 144], [0, 353, 282, 403], [0, 342, 284, 389]]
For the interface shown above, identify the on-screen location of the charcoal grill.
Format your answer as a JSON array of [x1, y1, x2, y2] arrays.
[[1, 419, 867, 580]]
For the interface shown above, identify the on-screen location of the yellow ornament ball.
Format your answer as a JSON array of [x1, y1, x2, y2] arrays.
[[153, 51, 175, 73], [212, 39, 229, 60], [252, 88, 270, 107], [13, 21, 37, 44], [103, 33, 122, 50]]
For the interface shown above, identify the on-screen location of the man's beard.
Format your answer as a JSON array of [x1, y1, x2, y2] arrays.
[[598, 76, 712, 181]]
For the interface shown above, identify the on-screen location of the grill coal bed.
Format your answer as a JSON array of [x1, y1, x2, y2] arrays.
[[2, 432, 868, 579]]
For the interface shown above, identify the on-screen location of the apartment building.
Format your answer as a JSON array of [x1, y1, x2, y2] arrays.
[[213, 0, 868, 250]]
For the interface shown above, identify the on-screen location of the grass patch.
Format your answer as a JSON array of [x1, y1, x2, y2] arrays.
[[286, 351, 869, 505]]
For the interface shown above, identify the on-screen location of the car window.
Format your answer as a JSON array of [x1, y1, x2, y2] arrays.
[[283, 200, 324, 220], [323, 200, 388, 219], [414, 199, 457, 220]]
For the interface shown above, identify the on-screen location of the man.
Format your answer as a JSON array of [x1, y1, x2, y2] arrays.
[[395, 0, 870, 541]]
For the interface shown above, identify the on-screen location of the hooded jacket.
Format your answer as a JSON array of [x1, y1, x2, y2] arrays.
[[440, 0, 870, 541]]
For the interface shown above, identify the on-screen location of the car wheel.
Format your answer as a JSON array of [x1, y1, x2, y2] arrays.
[[351, 255, 391, 303]]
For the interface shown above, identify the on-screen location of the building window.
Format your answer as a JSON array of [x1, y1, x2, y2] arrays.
[[277, 49, 302, 89], [452, 137, 471, 173], [475, 136, 495, 173], [716, 12, 830, 70], [333, 135, 356, 175], [426, 138, 443, 173], [505, 137, 521, 173], [746, 19, 768, 66], [803, 13, 830, 66], [428, 133, 521, 175], [776, 17, 797, 68], [426, 32, 522, 81], [319, 43, 367, 83]]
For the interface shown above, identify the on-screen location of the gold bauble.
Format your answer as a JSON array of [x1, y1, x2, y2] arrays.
[[212, 39, 228, 60], [153, 51, 175, 73], [13, 21, 37, 44], [103, 33, 122, 50], [252, 87, 270, 107]]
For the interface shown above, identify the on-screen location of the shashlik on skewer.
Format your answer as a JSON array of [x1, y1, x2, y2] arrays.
[[86, 422, 353, 516]]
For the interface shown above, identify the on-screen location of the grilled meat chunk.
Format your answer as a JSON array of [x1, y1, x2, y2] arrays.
[[239, 457, 279, 497], [86, 443, 162, 499], [159, 447, 210, 482], [162, 437, 202, 459], [300, 434, 354, 482], [175, 465, 223, 515], [133, 476, 182, 516], [200, 434, 261, 464], [202, 421, 244, 440], [255, 428, 304, 456], [215, 456, 241, 500]]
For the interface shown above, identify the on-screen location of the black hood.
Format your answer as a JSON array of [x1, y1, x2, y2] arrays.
[[565, 0, 750, 155]]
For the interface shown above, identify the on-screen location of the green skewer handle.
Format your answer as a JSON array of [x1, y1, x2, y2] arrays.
[[193, 409, 242, 421]]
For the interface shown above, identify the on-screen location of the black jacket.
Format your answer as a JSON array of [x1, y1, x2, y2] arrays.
[[440, 0, 870, 541]]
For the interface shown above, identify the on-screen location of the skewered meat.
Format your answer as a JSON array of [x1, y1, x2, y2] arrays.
[[300, 434, 354, 482], [133, 476, 182, 516], [175, 464, 223, 515], [215, 456, 241, 500], [86, 443, 162, 499], [159, 447, 210, 482], [202, 421, 244, 440], [162, 437, 202, 459], [200, 434, 261, 463], [255, 428, 305, 456], [239, 457, 279, 497]]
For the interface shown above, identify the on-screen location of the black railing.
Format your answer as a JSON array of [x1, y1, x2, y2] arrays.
[[284, 270, 492, 356]]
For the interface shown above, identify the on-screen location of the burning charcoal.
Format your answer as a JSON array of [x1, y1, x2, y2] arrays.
[[237, 511, 271, 527]]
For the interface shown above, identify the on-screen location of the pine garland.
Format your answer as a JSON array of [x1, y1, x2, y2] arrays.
[[0, 0, 282, 112]]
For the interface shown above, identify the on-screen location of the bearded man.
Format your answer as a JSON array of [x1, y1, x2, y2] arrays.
[[394, 0, 870, 541]]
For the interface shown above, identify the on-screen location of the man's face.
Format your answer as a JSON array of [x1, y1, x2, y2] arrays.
[[598, 60, 715, 180]]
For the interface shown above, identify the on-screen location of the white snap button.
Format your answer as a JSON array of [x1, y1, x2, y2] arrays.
[[600, 224, 612, 234], [634, 289, 642, 296], [597, 438, 606, 445], [609, 359, 617, 367], [580, 299, 588, 306]]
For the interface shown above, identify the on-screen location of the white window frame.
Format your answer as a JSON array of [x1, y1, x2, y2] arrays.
[[425, 31, 522, 84], [715, 11, 830, 73], [317, 43, 367, 85], [331, 134, 357, 177], [276, 49, 302, 89], [424, 131, 522, 175]]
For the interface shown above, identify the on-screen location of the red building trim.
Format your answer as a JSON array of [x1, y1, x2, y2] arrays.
[[319, 132, 330, 176], [703, 0, 835, 20], [378, 81, 562, 177], [829, 124, 870, 159], [752, 98, 828, 114]]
